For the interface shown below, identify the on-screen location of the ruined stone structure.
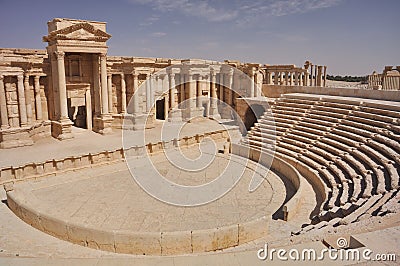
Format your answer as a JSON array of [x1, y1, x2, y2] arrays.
[[0, 18, 325, 149], [368, 66, 400, 90]]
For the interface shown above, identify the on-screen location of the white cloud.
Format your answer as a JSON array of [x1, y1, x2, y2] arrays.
[[130, 0, 342, 24], [139, 15, 160, 26], [151, 32, 167, 37]]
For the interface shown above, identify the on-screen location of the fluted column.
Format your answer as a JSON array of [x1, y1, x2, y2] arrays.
[[180, 74, 185, 106], [132, 72, 139, 114], [196, 76, 202, 108], [100, 53, 109, 114], [299, 72, 303, 85], [17, 75, 27, 126], [210, 71, 217, 108], [24, 74, 33, 124], [34, 75, 42, 120], [146, 74, 151, 112], [188, 72, 195, 109], [120, 73, 127, 114], [107, 74, 113, 113], [55, 51, 68, 120], [0, 75, 9, 128], [219, 73, 224, 101], [169, 73, 176, 109], [92, 54, 101, 115]]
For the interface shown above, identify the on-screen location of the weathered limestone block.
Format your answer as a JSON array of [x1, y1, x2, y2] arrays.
[[238, 217, 269, 244], [161, 231, 192, 255], [114, 231, 161, 255], [192, 224, 239, 253]]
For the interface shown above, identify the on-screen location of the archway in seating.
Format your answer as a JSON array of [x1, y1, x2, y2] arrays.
[[244, 104, 265, 131]]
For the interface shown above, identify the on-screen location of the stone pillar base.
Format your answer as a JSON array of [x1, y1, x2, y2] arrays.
[[122, 113, 151, 131], [219, 105, 233, 120], [93, 114, 113, 135], [51, 119, 74, 140], [0, 127, 34, 148], [209, 106, 221, 120], [168, 109, 182, 123], [182, 107, 204, 121]]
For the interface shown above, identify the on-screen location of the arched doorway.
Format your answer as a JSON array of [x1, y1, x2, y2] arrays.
[[244, 104, 265, 131]]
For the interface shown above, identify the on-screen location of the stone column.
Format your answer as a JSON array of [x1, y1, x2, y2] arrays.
[[107, 74, 113, 113], [120, 73, 127, 114], [299, 71, 303, 85], [146, 74, 151, 112], [249, 68, 255, 97], [310, 64, 314, 86], [274, 72, 279, 85], [210, 71, 219, 118], [304, 70, 309, 86], [24, 74, 33, 124], [294, 71, 299, 85], [0, 75, 9, 128], [169, 73, 176, 109], [55, 51, 68, 120], [100, 53, 109, 114], [180, 74, 185, 107], [92, 54, 101, 115], [188, 72, 195, 109], [17, 75, 28, 126], [317, 65, 323, 87], [34, 75, 42, 120], [314, 65, 318, 87], [197, 76, 203, 108], [323, 66, 327, 87], [219, 73, 224, 101], [284, 72, 289, 85], [132, 72, 139, 114]]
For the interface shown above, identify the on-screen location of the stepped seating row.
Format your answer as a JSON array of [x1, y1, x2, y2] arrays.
[[245, 94, 400, 233]]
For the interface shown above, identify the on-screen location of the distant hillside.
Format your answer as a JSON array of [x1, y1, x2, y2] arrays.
[[327, 75, 368, 83]]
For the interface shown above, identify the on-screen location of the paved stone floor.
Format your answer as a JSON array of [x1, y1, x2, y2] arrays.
[[13, 153, 284, 233]]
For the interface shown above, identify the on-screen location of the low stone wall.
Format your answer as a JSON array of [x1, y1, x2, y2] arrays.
[[231, 143, 305, 221], [0, 129, 230, 185], [5, 144, 275, 255], [262, 85, 400, 100], [7, 183, 270, 255]]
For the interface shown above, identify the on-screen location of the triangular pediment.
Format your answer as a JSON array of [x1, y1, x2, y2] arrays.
[[43, 22, 111, 42]]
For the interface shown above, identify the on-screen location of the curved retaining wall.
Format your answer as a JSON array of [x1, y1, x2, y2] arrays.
[[231, 143, 306, 221], [6, 153, 274, 255]]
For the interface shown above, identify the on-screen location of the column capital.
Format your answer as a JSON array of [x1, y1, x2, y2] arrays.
[[120, 73, 124, 79], [0, 75, 3, 80], [17, 75, 23, 81], [132, 72, 139, 79], [100, 52, 107, 59], [54, 51, 65, 59], [24, 73, 30, 79], [169, 72, 175, 78]]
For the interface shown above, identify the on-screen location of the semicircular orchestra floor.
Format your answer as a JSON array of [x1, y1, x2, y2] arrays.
[[7, 147, 289, 255]]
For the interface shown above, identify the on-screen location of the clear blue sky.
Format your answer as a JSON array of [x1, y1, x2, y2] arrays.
[[1, 0, 399, 76]]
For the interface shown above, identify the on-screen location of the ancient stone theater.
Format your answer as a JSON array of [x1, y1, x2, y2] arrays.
[[0, 18, 399, 263]]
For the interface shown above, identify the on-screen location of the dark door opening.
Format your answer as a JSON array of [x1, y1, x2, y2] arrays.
[[67, 98, 87, 129], [156, 98, 165, 120]]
